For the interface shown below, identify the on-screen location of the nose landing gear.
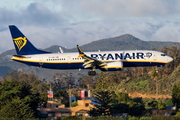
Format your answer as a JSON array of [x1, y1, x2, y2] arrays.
[[88, 70, 96, 76]]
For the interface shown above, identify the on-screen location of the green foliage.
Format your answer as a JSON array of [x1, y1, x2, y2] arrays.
[[171, 69, 180, 77], [89, 90, 145, 117], [52, 72, 76, 90], [4, 70, 49, 94], [132, 97, 143, 104], [86, 116, 124, 120], [110, 103, 129, 114], [147, 100, 166, 110], [172, 84, 180, 110], [89, 90, 114, 116], [153, 116, 180, 120], [128, 101, 145, 116], [3, 71, 49, 109], [157, 100, 166, 110], [77, 73, 96, 89], [0, 98, 34, 118], [148, 101, 158, 108], [39, 92, 48, 105], [112, 92, 130, 104], [2, 46, 180, 118], [175, 109, 180, 116], [165, 98, 173, 106], [85, 116, 180, 120], [139, 117, 152, 120], [117, 92, 130, 103], [95, 72, 110, 90], [138, 80, 148, 86], [63, 116, 81, 120], [54, 89, 69, 107], [0, 80, 40, 118], [151, 70, 158, 78], [71, 101, 78, 107], [128, 116, 139, 120]]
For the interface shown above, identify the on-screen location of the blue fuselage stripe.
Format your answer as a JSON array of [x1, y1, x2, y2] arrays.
[[13, 60, 165, 69]]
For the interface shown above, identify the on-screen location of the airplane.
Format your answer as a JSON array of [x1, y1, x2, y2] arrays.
[[9, 25, 173, 76]]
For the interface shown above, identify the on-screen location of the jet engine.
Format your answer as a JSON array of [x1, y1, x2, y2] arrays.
[[105, 61, 123, 71]]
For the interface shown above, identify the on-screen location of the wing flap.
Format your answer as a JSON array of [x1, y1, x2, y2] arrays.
[[77, 45, 107, 70], [83, 60, 94, 66]]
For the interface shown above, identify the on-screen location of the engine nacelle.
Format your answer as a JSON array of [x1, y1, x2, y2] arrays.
[[106, 61, 123, 71]]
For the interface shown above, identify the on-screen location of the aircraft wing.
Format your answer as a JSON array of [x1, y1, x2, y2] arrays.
[[77, 45, 107, 70]]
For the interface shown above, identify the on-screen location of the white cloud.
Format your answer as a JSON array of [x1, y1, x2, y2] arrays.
[[0, 0, 180, 53], [78, 0, 180, 19], [151, 22, 180, 42], [0, 30, 12, 52]]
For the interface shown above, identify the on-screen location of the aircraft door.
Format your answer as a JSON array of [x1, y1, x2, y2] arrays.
[[67, 56, 71, 63], [153, 53, 157, 60]]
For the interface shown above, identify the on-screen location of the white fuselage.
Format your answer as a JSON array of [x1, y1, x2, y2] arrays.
[[11, 50, 173, 70]]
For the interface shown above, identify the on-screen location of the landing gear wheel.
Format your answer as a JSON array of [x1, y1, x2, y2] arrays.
[[88, 71, 96, 76]]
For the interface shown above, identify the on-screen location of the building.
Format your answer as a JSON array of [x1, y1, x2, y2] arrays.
[[37, 99, 93, 119]]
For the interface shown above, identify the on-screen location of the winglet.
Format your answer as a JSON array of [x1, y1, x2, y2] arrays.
[[77, 45, 84, 57]]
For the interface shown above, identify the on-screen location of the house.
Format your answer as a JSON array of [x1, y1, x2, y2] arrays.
[[37, 99, 93, 119], [151, 109, 176, 116]]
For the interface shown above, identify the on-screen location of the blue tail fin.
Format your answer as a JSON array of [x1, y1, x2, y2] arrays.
[[9, 25, 51, 55]]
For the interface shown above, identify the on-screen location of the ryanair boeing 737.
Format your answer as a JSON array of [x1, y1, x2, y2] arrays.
[[9, 25, 173, 76]]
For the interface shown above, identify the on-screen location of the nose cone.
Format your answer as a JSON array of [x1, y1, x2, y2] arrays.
[[168, 56, 173, 63]]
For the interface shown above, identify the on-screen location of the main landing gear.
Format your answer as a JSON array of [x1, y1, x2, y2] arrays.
[[88, 70, 96, 76]]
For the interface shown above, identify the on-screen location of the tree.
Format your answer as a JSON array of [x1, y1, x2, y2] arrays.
[[77, 73, 96, 89], [71, 101, 78, 107], [0, 98, 35, 118], [95, 72, 110, 90], [88, 90, 114, 116], [115, 92, 130, 103], [148, 101, 158, 108], [52, 72, 76, 90], [4, 70, 49, 94], [165, 99, 173, 106], [110, 103, 129, 115], [0, 80, 40, 118], [54, 89, 69, 107], [128, 101, 145, 116], [172, 84, 180, 111], [157, 100, 166, 110]]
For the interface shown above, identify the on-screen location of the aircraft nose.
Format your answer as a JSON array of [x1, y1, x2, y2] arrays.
[[168, 56, 173, 62]]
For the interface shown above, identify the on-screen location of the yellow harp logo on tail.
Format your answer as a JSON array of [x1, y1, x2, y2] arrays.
[[13, 37, 27, 51]]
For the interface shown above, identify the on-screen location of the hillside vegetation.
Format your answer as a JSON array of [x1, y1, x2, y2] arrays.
[[1, 45, 180, 118], [0, 34, 179, 97], [97, 46, 180, 97]]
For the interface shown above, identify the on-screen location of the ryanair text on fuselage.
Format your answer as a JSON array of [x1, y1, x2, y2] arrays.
[[90, 52, 152, 60]]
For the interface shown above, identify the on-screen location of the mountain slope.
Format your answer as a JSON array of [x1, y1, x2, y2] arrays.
[[0, 34, 178, 78]]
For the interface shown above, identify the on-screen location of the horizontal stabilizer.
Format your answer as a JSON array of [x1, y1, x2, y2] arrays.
[[13, 55, 29, 58]]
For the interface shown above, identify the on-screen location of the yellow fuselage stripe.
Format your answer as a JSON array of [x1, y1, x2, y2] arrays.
[[11, 58, 168, 64]]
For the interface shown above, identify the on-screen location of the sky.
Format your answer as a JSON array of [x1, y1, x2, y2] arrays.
[[0, 0, 180, 53]]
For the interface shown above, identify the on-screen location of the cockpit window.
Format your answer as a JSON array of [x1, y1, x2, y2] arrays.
[[161, 54, 166, 56]]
